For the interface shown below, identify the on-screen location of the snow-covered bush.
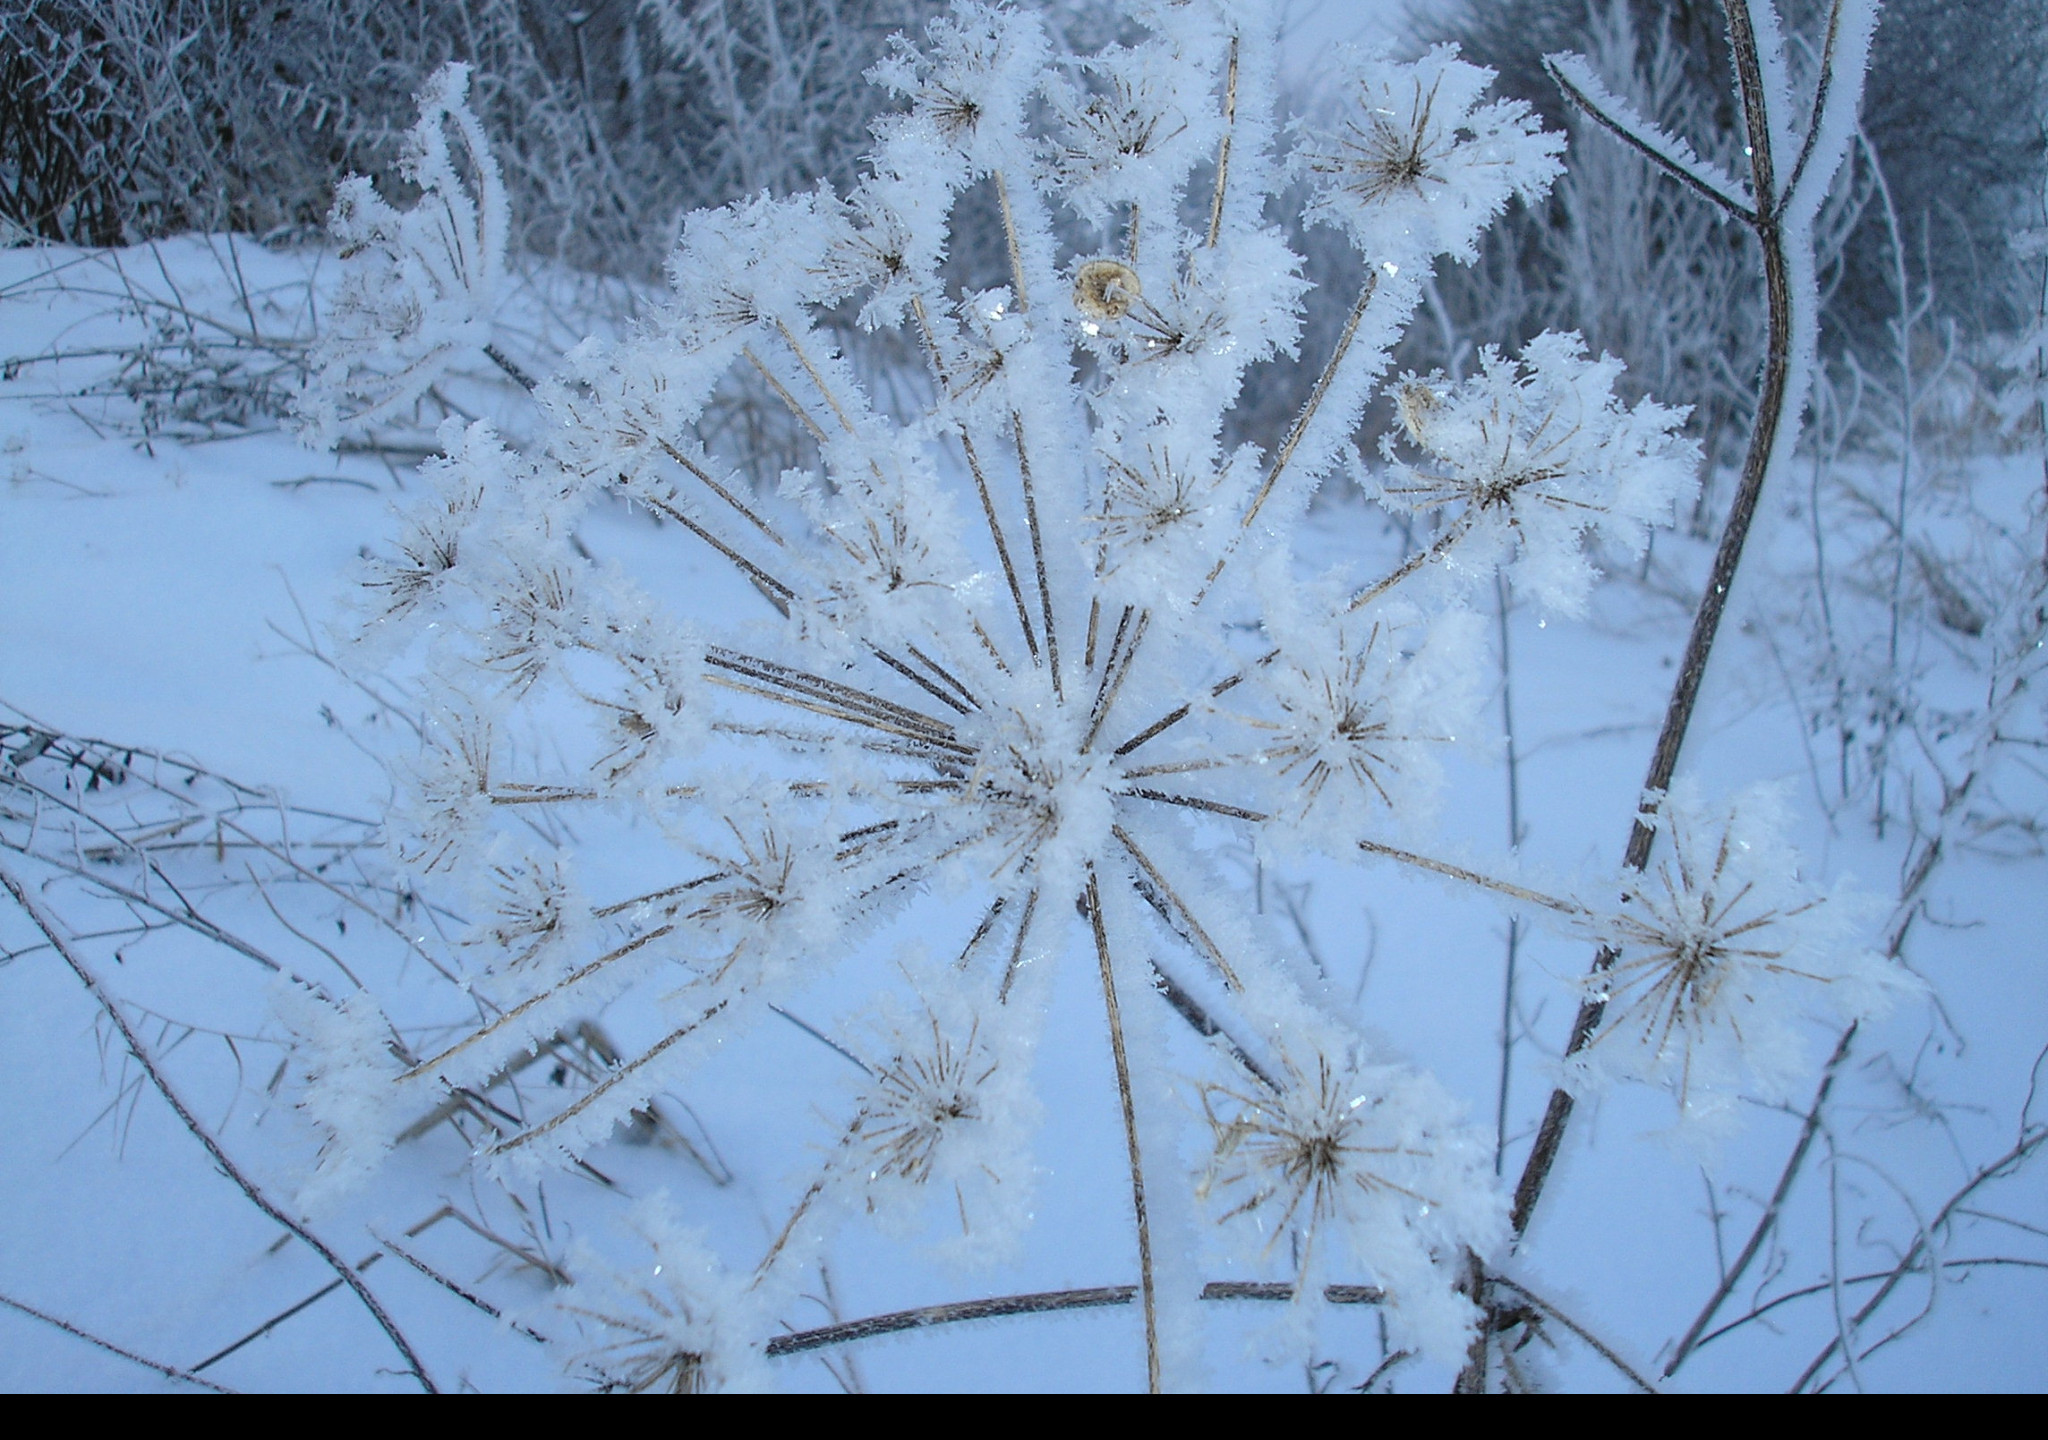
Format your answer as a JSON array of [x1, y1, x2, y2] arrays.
[[300, 0, 1907, 1390]]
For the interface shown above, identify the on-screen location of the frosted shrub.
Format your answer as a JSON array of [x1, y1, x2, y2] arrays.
[[309, 0, 1902, 1390]]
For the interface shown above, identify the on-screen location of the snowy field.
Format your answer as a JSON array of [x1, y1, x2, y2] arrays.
[[1, 0, 2045, 1395]]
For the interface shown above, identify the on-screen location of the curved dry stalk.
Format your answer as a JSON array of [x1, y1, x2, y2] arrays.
[[1789, 1124, 2048, 1393], [1510, 0, 1810, 1239], [1662, 1022, 1857, 1376]]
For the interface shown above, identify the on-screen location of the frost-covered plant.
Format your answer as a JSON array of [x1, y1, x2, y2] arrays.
[[297, 64, 511, 446], [305, 0, 1898, 1390]]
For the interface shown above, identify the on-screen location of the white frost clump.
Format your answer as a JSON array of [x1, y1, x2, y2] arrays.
[[1202, 1048, 1505, 1357], [297, 63, 508, 445], [552, 1200, 770, 1393], [843, 963, 1041, 1263], [290, 0, 1870, 1386], [1375, 332, 1699, 613], [1572, 782, 1910, 1112], [1303, 43, 1565, 269]]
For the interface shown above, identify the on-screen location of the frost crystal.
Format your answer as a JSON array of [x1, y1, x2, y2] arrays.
[[1303, 44, 1565, 269], [553, 1202, 769, 1394], [1201, 1049, 1505, 1356], [1373, 332, 1698, 614]]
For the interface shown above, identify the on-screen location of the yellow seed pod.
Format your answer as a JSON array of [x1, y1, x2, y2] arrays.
[[1073, 259, 1141, 321], [1395, 379, 1441, 448]]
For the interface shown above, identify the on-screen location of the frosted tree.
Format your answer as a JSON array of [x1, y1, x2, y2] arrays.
[[299, 0, 1902, 1391]]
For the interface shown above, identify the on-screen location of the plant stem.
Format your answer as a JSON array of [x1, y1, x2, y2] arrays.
[[1510, 0, 1798, 1238], [1086, 870, 1160, 1393]]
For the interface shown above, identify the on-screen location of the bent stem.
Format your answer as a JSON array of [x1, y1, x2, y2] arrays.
[[1509, 0, 1802, 1241]]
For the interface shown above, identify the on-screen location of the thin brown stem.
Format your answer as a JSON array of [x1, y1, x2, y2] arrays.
[[1663, 1023, 1857, 1377], [0, 1289, 235, 1393], [1111, 822, 1244, 992], [911, 294, 1039, 664], [1347, 512, 1474, 613], [1204, 36, 1240, 249], [1356, 837, 1581, 914], [400, 926, 674, 1083], [997, 887, 1041, 1002], [489, 996, 734, 1157], [1510, 1, 1798, 1238], [992, 171, 1031, 311], [1012, 411, 1062, 698], [655, 437, 786, 547], [1085, 870, 1159, 1394], [639, 494, 795, 615], [761, 1281, 1382, 1358], [1241, 272, 1379, 537]]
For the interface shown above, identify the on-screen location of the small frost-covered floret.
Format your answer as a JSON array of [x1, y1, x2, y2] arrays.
[[1202, 1049, 1504, 1357], [467, 851, 578, 975], [299, 64, 508, 445], [1374, 332, 1698, 612], [861, 1013, 995, 1185], [553, 1204, 766, 1394], [1303, 44, 1564, 267], [848, 972, 1036, 1257], [1576, 782, 1906, 1107]]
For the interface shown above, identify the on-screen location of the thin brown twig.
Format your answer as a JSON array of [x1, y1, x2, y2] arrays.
[[0, 1289, 235, 1393], [1510, 0, 1800, 1238], [1085, 869, 1159, 1393]]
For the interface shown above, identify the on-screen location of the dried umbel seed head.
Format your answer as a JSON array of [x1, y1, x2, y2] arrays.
[[1073, 259, 1141, 321]]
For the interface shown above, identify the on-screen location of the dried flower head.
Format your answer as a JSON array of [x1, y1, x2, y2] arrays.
[[1304, 44, 1564, 268], [1575, 782, 1908, 1108], [1202, 1048, 1504, 1355], [1374, 332, 1697, 613], [1074, 258, 1143, 321], [298, 64, 507, 445], [553, 1203, 766, 1393]]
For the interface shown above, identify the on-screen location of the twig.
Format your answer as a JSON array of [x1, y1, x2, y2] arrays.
[[762, 1281, 1382, 1358], [1511, 0, 1805, 1238], [1086, 870, 1159, 1393], [0, 1289, 235, 1393], [1663, 1023, 1857, 1375]]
